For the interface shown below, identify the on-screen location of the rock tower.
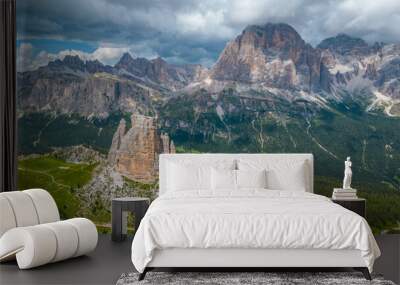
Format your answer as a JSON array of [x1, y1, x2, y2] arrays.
[[108, 113, 175, 182]]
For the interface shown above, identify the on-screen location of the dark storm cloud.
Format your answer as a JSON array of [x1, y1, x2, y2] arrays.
[[17, 0, 400, 66]]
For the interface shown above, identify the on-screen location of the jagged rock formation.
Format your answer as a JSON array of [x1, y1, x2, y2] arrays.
[[209, 23, 328, 92], [115, 53, 207, 90], [47, 55, 114, 74], [108, 113, 175, 182], [317, 35, 400, 115], [317, 34, 373, 56], [17, 53, 207, 118], [17, 55, 157, 118], [107, 119, 127, 164]]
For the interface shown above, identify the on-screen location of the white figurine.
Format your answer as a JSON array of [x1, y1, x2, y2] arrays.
[[342, 156, 352, 189]]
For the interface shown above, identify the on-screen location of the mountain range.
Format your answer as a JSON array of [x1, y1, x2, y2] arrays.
[[17, 22, 400, 189], [17, 22, 400, 118]]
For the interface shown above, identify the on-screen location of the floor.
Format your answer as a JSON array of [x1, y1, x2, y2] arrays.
[[375, 234, 400, 284], [0, 235, 134, 285], [0, 234, 399, 285]]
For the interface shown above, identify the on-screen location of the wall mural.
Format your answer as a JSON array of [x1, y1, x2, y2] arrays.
[[17, 0, 400, 234]]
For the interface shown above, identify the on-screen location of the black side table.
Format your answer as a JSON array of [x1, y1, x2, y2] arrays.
[[112, 197, 150, 242], [332, 198, 366, 218]]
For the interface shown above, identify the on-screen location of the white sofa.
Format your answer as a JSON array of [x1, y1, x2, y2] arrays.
[[0, 189, 98, 269]]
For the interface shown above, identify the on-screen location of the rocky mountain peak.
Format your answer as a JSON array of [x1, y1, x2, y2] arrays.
[[115, 53, 154, 80], [85, 59, 109, 73], [151, 56, 167, 65], [47, 55, 86, 71], [241, 23, 305, 51], [116, 52, 135, 66], [62, 55, 86, 71], [107, 113, 175, 182], [317, 33, 370, 55], [150, 57, 168, 74], [45, 55, 111, 74], [113, 52, 207, 90], [210, 22, 324, 92]]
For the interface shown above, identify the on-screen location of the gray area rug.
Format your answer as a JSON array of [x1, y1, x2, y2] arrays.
[[116, 272, 396, 285]]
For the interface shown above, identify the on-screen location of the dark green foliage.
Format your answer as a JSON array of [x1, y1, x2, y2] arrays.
[[18, 112, 131, 154]]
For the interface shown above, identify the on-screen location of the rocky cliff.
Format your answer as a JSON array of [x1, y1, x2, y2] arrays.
[[17, 55, 159, 118], [317, 35, 400, 115], [115, 52, 207, 90], [46, 55, 114, 74], [209, 23, 327, 92], [108, 113, 175, 182], [317, 34, 373, 56]]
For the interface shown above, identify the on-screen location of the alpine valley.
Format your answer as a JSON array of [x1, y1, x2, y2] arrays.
[[17, 23, 400, 233]]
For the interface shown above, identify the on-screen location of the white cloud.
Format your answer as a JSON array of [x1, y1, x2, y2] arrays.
[[321, 0, 400, 43], [176, 9, 235, 40], [91, 47, 131, 64], [227, 0, 303, 26]]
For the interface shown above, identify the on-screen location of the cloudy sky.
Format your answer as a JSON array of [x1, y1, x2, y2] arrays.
[[17, 0, 400, 71]]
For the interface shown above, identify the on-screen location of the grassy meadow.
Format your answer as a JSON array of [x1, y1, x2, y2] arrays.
[[18, 156, 96, 219]]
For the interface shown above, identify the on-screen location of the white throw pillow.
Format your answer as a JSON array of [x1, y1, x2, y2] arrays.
[[236, 169, 267, 189], [238, 159, 308, 191], [211, 168, 237, 191], [266, 161, 307, 191], [167, 162, 211, 191]]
